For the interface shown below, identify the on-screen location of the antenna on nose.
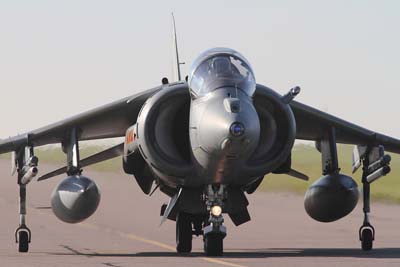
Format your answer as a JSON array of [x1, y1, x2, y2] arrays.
[[171, 13, 185, 81]]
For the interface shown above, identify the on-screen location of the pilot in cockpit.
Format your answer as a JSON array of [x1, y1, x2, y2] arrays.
[[209, 56, 241, 79], [210, 57, 231, 77]]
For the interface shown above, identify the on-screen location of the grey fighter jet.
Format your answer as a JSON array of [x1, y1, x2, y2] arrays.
[[1, 42, 400, 256]]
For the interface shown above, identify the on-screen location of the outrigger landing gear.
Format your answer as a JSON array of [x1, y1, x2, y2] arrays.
[[15, 184, 31, 253], [14, 145, 39, 252], [203, 184, 226, 256], [355, 145, 391, 251], [359, 180, 374, 251]]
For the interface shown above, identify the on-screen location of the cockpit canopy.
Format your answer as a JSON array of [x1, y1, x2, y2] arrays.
[[188, 48, 256, 98]]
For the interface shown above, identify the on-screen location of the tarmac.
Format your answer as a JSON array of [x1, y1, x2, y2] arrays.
[[1, 159, 400, 267]]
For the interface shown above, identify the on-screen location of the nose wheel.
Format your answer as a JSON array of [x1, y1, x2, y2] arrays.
[[204, 232, 224, 256]]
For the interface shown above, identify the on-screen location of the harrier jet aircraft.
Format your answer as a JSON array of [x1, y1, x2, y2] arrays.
[[1, 30, 399, 256]]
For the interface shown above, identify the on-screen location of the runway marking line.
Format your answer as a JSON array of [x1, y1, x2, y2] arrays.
[[82, 222, 248, 267]]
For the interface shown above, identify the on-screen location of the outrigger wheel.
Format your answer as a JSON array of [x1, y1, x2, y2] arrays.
[[176, 212, 192, 253], [18, 231, 29, 252], [15, 226, 31, 253], [359, 224, 374, 251]]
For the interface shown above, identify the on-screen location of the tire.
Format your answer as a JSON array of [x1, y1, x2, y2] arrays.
[[176, 212, 192, 253], [361, 228, 373, 251], [18, 231, 29, 253], [204, 234, 223, 256]]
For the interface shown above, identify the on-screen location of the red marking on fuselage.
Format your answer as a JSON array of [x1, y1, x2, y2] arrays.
[[126, 130, 135, 144]]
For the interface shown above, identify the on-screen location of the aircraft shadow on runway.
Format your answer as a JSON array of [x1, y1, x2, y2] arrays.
[[47, 246, 400, 259]]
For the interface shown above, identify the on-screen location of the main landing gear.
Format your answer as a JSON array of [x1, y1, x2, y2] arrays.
[[176, 212, 192, 253], [175, 212, 207, 254], [175, 184, 227, 256]]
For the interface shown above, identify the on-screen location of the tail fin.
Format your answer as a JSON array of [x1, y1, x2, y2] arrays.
[[171, 13, 184, 81]]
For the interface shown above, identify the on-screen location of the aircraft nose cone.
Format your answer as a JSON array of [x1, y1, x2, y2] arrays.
[[196, 94, 260, 157]]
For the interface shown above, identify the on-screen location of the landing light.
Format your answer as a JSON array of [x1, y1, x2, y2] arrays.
[[211, 205, 222, 217]]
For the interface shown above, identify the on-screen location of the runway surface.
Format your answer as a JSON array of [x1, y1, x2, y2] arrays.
[[1, 159, 400, 267]]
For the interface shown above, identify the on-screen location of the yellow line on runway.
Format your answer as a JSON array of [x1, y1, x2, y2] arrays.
[[200, 257, 248, 267], [124, 232, 176, 251], [82, 222, 248, 267]]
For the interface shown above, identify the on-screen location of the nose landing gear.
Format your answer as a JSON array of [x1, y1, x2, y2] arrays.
[[174, 184, 227, 256], [203, 219, 226, 256], [203, 184, 227, 256]]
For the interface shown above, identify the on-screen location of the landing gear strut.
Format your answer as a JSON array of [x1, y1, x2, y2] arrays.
[[359, 162, 375, 251], [15, 184, 31, 252]]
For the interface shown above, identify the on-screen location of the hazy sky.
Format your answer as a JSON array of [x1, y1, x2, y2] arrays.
[[1, 0, 399, 140]]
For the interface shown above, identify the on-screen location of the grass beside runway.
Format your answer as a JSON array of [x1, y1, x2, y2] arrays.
[[261, 144, 400, 203], [2, 143, 400, 203]]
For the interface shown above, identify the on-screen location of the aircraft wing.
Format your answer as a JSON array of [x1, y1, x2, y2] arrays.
[[0, 86, 162, 154], [290, 100, 400, 153]]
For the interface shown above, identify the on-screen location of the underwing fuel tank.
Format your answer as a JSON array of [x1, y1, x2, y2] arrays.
[[304, 174, 359, 222], [51, 176, 100, 223]]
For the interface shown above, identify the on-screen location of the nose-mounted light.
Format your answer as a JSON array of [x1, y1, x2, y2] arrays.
[[211, 205, 222, 217], [230, 122, 245, 137]]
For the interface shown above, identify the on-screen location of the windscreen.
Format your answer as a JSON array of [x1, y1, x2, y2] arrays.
[[189, 54, 256, 97]]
